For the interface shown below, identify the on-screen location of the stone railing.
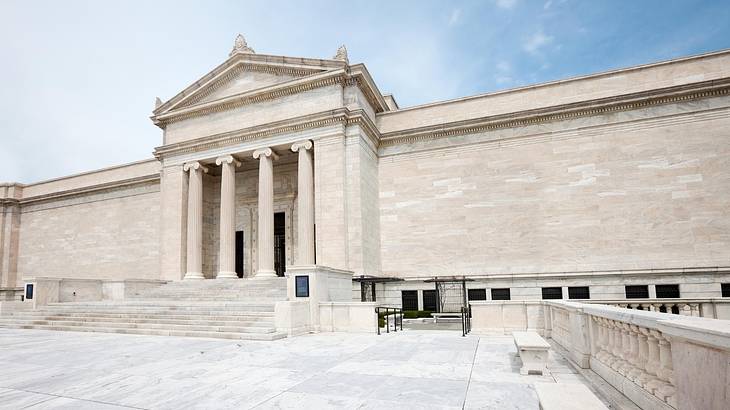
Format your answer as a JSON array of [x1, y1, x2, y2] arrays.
[[471, 300, 730, 410], [576, 298, 730, 319]]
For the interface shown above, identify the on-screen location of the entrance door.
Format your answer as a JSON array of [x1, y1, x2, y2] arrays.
[[235, 230, 244, 278], [274, 212, 286, 276]]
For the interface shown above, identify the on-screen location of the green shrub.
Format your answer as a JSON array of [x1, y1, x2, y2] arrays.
[[403, 310, 434, 319]]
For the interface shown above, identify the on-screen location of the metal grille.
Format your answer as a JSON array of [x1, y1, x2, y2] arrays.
[[655, 284, 680, 298], [401, 290, 418, 310], [541, 287, 562, 300], [436, 281, 467, 313], [491, 288, 511, 300], [625, 285, 649, 299], [422, 290, 438, 312], [568, 286, 590, 299], [467, 289, 487, 301], [723, 283, 730, 298]]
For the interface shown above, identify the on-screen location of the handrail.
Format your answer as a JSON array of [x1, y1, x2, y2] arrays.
[[375, 306, 403, 335], [461, 305, 472, 336]]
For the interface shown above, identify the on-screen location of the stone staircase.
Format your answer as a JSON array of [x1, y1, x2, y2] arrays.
[[0, 278, 289, 341]]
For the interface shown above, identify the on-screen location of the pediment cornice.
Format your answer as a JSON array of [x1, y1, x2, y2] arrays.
[[151, 67, 387, 128]]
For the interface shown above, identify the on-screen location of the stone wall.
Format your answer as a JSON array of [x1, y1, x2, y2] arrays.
[[378, 101, 730, 279], [17, 182, 161, 281]]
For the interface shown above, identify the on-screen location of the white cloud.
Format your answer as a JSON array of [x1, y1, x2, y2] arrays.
[[544, 0, 553, 10], [496, 60, 511, 72], [523, 30, 554, 54], [494, 0, 518, 9], [448, 8, 462, 26], [495, 75, 513, 85]]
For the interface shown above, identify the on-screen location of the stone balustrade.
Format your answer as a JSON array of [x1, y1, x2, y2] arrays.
[[471, 299, 730, 409], [575, 298, 730, 319]]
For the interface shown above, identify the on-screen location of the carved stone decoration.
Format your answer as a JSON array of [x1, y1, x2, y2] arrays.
[[154, 97, 162, 109], [229, 34, 255, 56], [333, 44, 348, 63]]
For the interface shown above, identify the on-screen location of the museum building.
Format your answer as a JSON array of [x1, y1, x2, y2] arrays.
[[1, 35, 730, 314]]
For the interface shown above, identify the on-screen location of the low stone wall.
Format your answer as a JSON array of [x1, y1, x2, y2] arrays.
[[319, 302, 378, 332], [22, 277, 166, 308], [471, 299, 730, 410]]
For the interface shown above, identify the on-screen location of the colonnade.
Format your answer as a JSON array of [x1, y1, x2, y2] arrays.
[[182, 140, 314, 280]]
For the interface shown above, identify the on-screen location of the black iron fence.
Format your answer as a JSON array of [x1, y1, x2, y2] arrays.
[[461, 305, 471, 337], [376, 306, 403, 335]]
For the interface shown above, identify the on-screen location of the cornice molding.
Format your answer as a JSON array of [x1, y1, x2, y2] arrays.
[[17, 174, 160, 206], [154, 108, 377, 159], [380, 79, 730, 148]]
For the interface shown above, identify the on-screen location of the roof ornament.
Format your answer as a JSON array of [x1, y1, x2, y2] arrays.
[[230, 34, 255, 56], [154, 97, 162, 109], [333, 44, 348, 63]]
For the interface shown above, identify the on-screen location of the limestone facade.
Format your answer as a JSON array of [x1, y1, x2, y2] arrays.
[[2, 35, 729, 304]]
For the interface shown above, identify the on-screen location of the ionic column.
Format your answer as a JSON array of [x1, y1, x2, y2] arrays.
[[291, 140, 315, 265], [183, 161, 208, 280], [253, 148, 278, 278], [216, 155, 241, 279]]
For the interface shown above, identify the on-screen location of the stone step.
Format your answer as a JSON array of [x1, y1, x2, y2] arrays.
[[0, 323, 287, 341], [43, 304, 276, 312], [15, 311, 274, 320], [9, 315, 272, 327], [0, 318, 275, 334]]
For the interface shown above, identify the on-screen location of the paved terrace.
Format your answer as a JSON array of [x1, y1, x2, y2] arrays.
[[0, 329, 606, 409]]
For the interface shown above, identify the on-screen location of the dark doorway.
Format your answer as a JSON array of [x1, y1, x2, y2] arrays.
[[274, 212, 286, 277], [235, 230, 244, 278]]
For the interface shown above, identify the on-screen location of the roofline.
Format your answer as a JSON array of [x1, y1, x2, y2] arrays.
[[378, 48, 730, 116], [19, 158, 159, 187]]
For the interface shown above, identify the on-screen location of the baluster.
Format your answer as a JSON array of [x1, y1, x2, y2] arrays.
[[643, 330, 665, 394], [609, 321, 624, 370], [652, 303, 662, 313], [617, 323, 634, 375], [665, 303, 675, 314], [655, 334, 677, 406], [626, 325, 643, 380], [678, 303, 691, 316], [689, 303, 700, 317], [596, 318, 609, 362], [633, 327, 651, 386]]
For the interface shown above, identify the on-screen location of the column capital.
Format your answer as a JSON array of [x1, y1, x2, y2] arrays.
[[183, 161, 209, 173], [291, 140, 313, 152], [215, 155, 241, 167], [253, 147, 279, 160]]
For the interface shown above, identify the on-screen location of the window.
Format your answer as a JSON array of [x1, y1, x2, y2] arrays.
[[655, 284, 680, 298], [401, 290, 418, 311], [722, 284, 730, 298], [422, 290, 438, 312], [625, 285, 649, 299], [467, 289, 487, 302], [542, 287, 563, 300], [491, 288, 511, 300], [568, 286, 590, 299], [235, 230, 244, 278]]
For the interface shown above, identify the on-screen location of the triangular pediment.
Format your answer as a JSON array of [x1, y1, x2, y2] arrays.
[[154, 53, 344, 115]]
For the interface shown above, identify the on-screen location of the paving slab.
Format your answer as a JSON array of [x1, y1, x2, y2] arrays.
[[0, 328, 606, 409]]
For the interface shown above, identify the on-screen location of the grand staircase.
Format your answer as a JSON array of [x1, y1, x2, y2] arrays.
[[0, 278, 289, 341]]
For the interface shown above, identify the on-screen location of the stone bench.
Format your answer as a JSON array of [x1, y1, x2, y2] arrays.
[[431, 312, 462, 323], [512, 331, 550, 375], [534, 383, 608, 410]]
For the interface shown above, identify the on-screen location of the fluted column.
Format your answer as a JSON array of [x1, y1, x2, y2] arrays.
[[216, 155, 241, 279], [183, 161, 208, 280], [291, 140, 315, 265], [253, 148, 278, 278]]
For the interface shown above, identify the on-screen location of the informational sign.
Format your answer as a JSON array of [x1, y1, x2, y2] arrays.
[[295, 276, 309, 298]]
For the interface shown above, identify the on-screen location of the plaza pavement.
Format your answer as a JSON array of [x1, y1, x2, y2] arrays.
[[0, 328, 603, 409]]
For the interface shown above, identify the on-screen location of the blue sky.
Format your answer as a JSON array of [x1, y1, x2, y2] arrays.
[[1, 0, 729, 182]]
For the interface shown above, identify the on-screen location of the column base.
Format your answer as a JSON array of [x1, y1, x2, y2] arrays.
[[216, 271, 238, 279], [253, 270, 278, 279], [183, 272, 205, 280]]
